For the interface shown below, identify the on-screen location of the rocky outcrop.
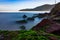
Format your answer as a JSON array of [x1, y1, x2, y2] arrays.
[[50, 2, 60, 16], [49, 2, 60, 22]]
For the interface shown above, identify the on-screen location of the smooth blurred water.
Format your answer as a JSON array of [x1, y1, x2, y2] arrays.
[[0, 12, 43, 31]]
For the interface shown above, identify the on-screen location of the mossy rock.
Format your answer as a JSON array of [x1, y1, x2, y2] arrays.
[[37, 14, 45, 18], [16, 20, 27, 23], [32, 16, 36, 18], [27, 17, 34, 21]]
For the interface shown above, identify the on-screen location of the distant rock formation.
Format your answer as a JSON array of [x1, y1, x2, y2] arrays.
[[19, 4, 54, 11]]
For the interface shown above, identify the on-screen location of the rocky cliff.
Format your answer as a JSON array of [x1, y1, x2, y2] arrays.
[[50, 2, 60, 16]]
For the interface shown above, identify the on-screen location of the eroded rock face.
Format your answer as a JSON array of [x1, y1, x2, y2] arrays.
[[50, 2, 60, 16], [49, 2, 60, 23], [46, 2, 60, 34]]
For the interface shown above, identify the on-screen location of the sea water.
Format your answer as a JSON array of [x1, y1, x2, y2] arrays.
[[0, 12, 44, 31]]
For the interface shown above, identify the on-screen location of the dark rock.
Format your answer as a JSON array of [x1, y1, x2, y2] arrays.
[[16, 20, 27, 23], [37, 14, 46, 18], [23, 15, 27, 18], [20, 26, 26, 30], [27, 17, 34, 21], [0, 34, 4, 40], [50, 2, 60, 17]]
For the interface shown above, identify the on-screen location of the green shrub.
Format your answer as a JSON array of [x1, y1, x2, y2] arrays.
[[0, 30, 60, 40], [13, 30, 49, 40]]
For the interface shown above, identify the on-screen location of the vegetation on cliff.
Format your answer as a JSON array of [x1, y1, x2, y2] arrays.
[[0, 30, 60, 40]]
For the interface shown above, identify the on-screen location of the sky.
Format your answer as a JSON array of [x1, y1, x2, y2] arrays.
[[0, 0, 60, 11]]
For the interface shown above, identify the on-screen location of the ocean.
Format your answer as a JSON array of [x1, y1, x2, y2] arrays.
[[0, 12, 46, 31]]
